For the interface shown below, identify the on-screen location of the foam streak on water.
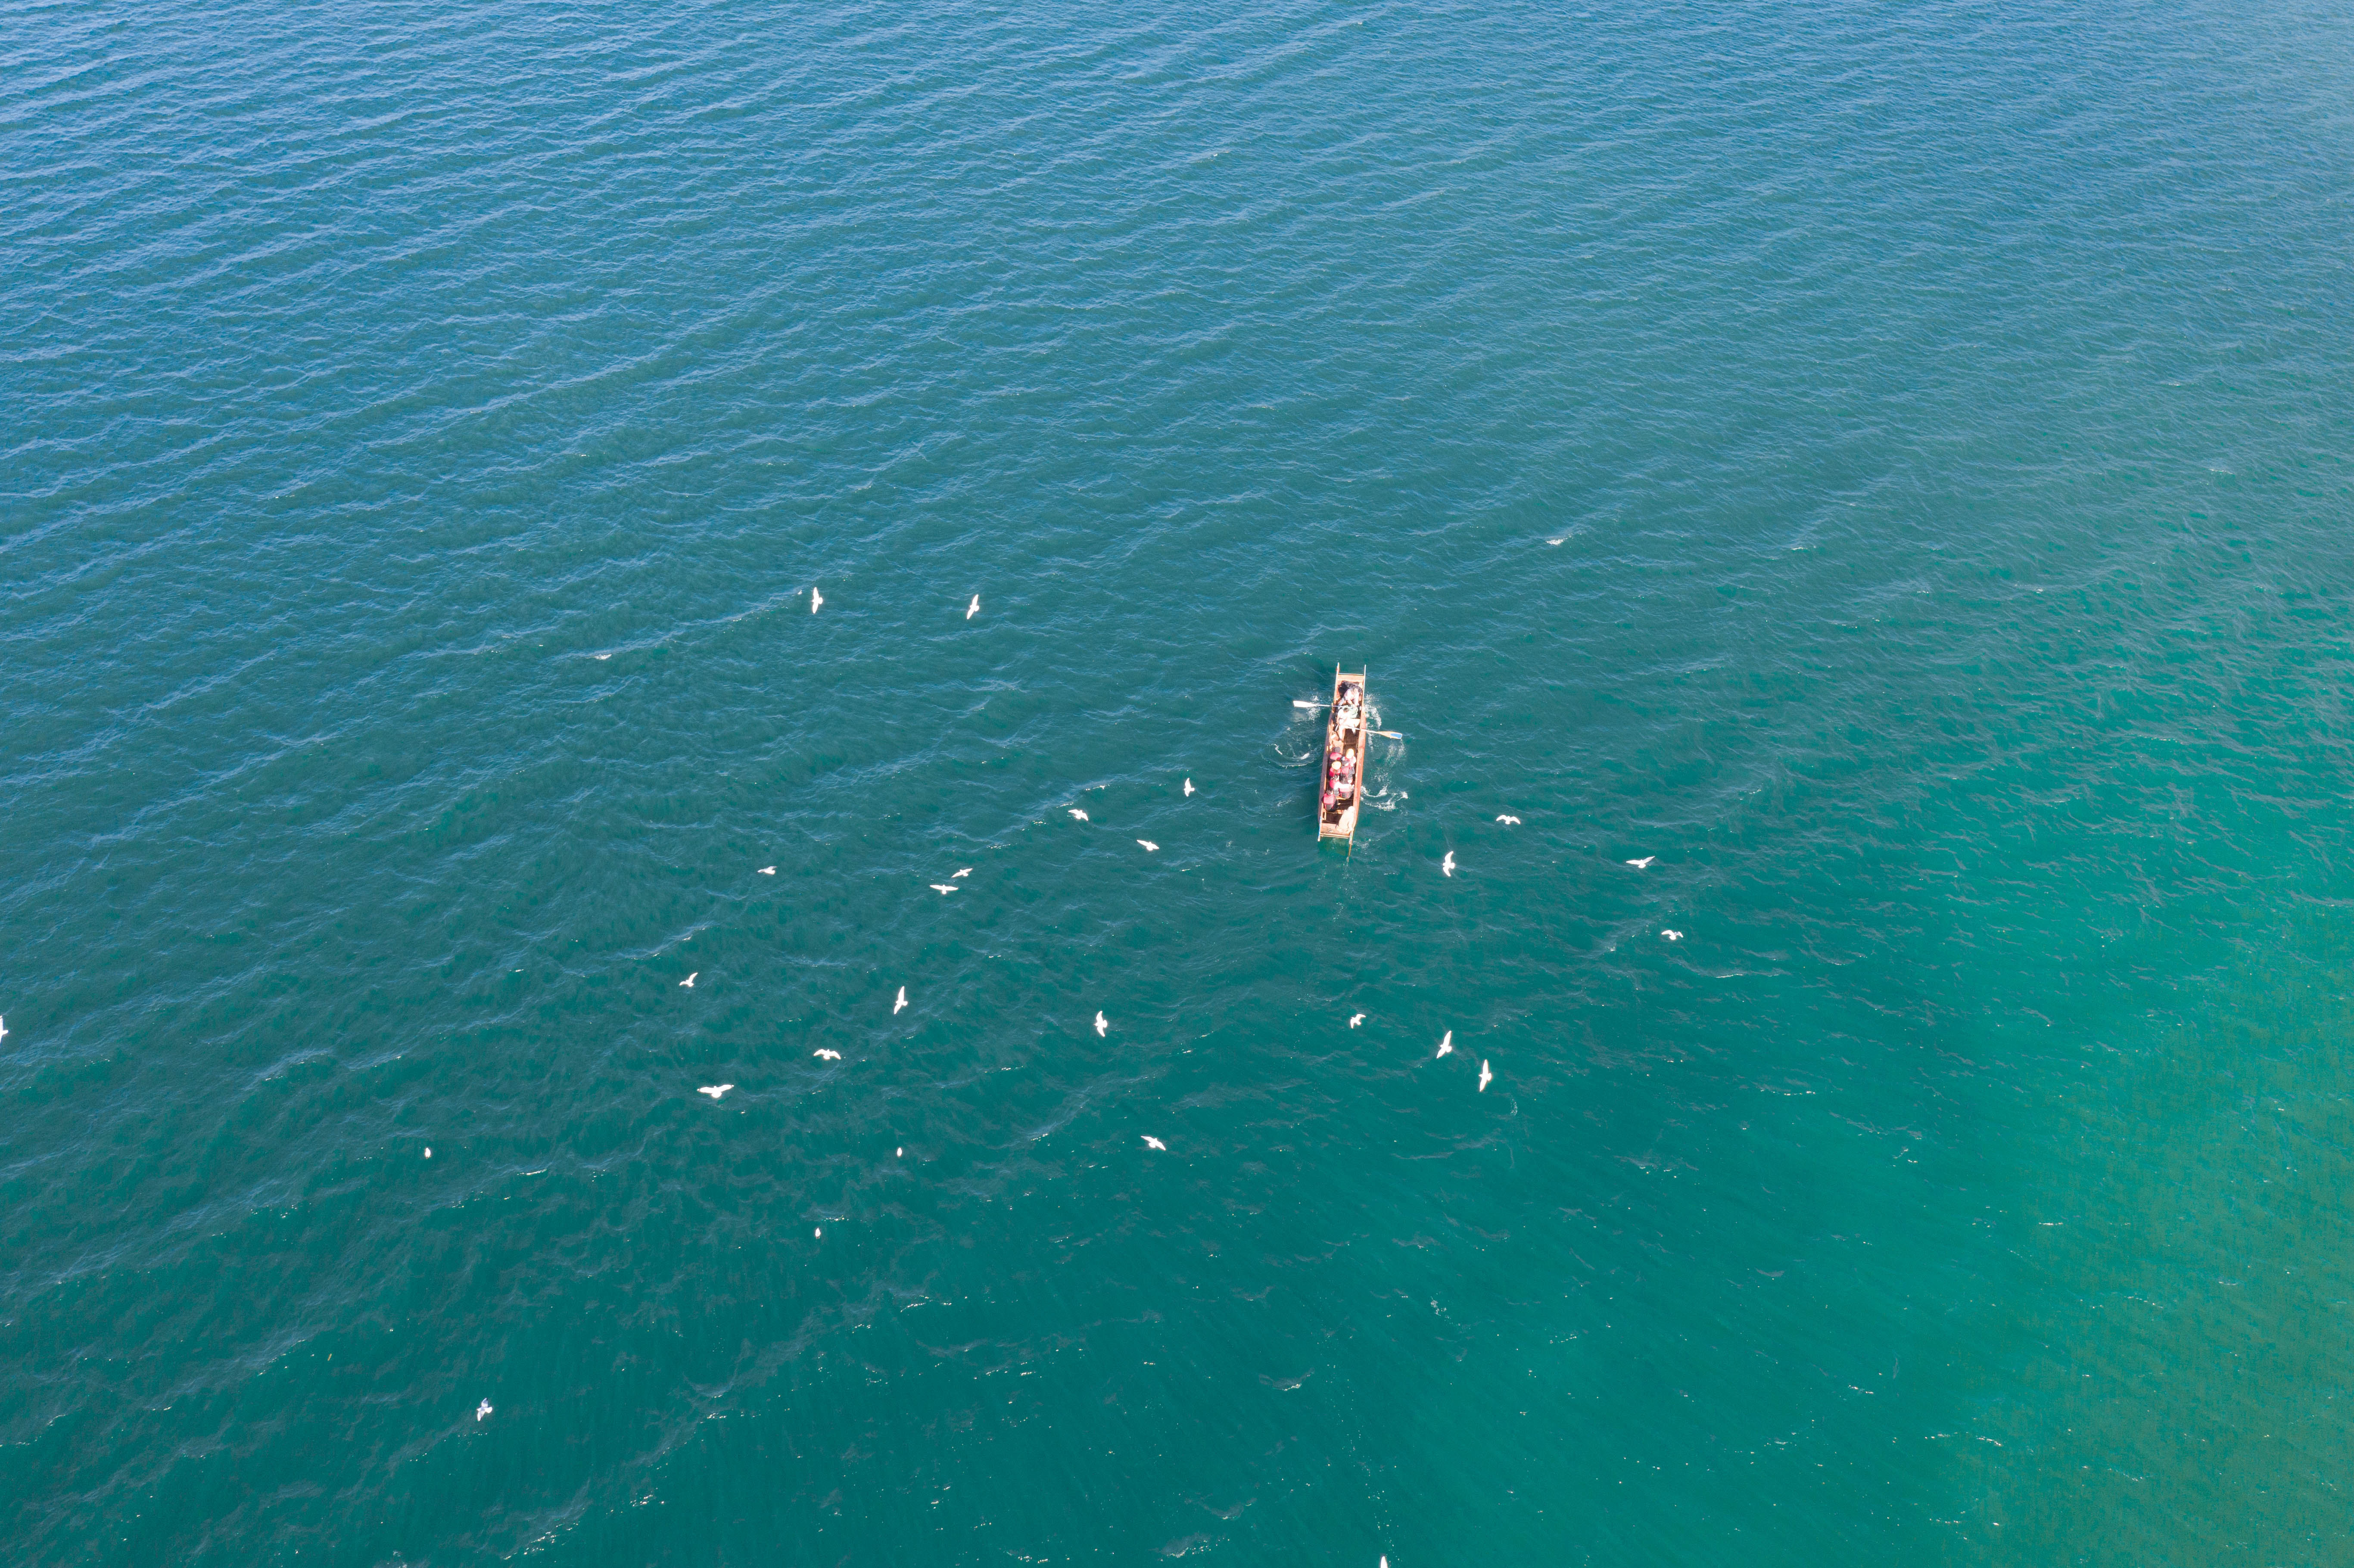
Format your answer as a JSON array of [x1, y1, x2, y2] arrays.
[[5, 0, 2354, 1561]]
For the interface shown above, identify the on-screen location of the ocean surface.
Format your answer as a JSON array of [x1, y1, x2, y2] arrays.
[[6, 0, 2354, 1561]]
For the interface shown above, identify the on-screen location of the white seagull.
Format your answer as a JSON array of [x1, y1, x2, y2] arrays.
[[1662, 929, 1683, 941], [1142, 1135, 1166, 1151], [679, 972, 697, 988], [1625, 856, 1655, 869], [1349, 1013, 1365, 1028], [1183, 778, 1195, 796], [952, 868, 971, 877], [1137, 839, 1158, 852], [1496, 814, 1521, 825], [1068, 807, 1089, 821], [1094, 1011, 1108, 1037], [1441, 851, 1456, 877], [1436, 1030, 1453, 1058], [930, 883, 958, 894], [894, 986, 909, 1014], [594, 653, 611, 660], [476, 1400, 493, 1422], [0, 1016, 7, 1045], [758, 866, 776, 875], [813, 1048, 841, 1061], [967, 594, 981, 619], [810, 586, 823, 613], [1547, 538, 1565, 546], [1478, 1060, 1493, 1092], [698, 1084, 733, 1100]]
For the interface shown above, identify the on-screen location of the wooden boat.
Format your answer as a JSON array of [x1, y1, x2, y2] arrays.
[[1317, 666, 1368, 843]]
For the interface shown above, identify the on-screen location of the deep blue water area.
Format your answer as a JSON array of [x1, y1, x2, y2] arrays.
[[6, 0, 2354, 1561]]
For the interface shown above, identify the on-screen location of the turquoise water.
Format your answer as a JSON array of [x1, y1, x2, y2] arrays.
[[7, 0, 2354, 1560]]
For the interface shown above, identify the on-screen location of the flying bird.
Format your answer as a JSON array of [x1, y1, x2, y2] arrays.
[[1349, 1013, 1365, 1028], [952, 868, 971, 877], [1442, 851, 1456, 877], [894, 986, 908, 1014], [1547, 538, 1564, 546], [1142, 1135, 1166, 1151], [1662, 929, 1683, 941], [1183, 778, 1195, 796], [698, 1084, 734, 1100], [1137, 840, 1158, 852], [813, 1048, 841, 1061], [1436, 1030, 1453, 1058], [810, 587, 823, 613], [1478, 1060, 1492, 1092], [593, 653, 611, 660], [930, 884, 959, 894], [1625, 856, 1654, 868], [476, 1400, 493, 1422], [1068, 807, 1089, 821], [0, 1016, 7, 1045], [1094, 1011, 1108, 1037], [967, 594, 981, 619], [1496, 814, 1521, 825], [679, 973, 697, 988], [758, 866, 775, 875]]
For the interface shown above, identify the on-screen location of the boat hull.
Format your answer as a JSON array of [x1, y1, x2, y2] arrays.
[[1316, 667, 1367, 842]]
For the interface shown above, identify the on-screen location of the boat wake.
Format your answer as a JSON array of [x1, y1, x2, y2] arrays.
[[1361, 699, 1403, 809]]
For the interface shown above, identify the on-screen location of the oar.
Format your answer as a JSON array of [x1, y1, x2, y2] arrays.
[[1371, 729, 1405, 740], [1293, 700, 1330, 709]]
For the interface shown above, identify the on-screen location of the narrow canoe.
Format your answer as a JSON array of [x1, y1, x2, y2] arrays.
[[1317, 666, 1368, 842]]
